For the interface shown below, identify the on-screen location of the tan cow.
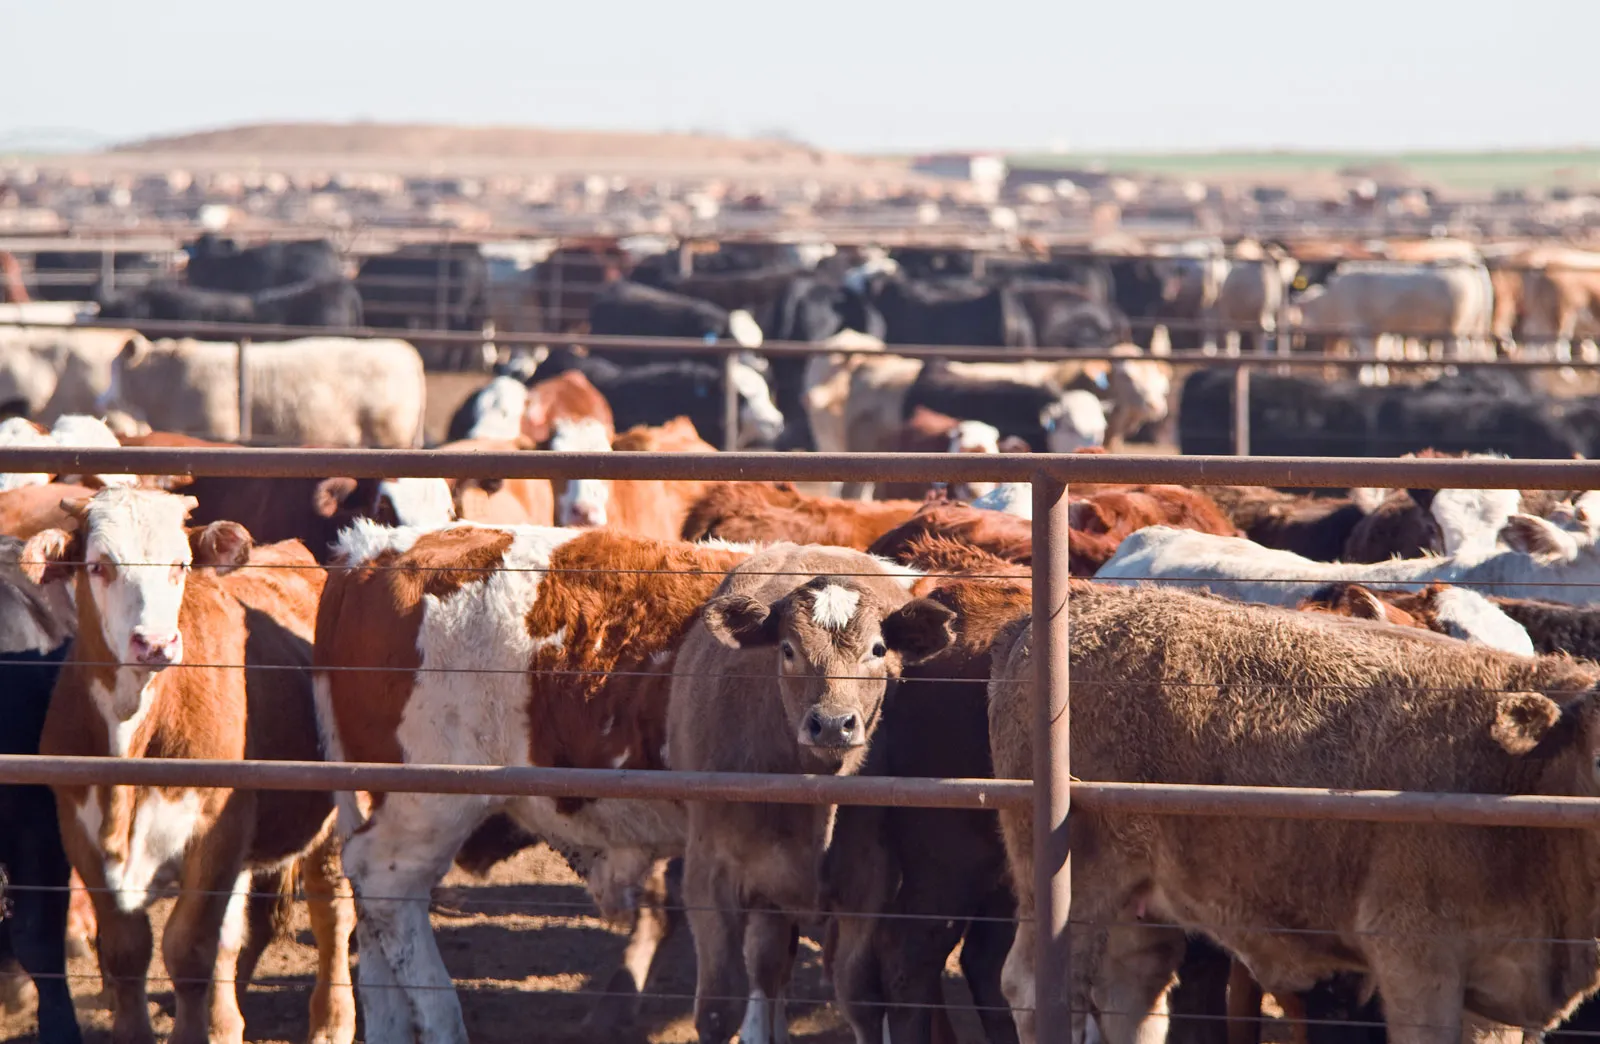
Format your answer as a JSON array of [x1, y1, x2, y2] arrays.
[[22, 489, 355, 1044], [988, 582, 1600, 1044], [667, 547, 955, 1044]]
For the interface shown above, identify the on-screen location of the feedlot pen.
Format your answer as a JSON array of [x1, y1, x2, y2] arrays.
[[1, 446, 1599, 1044]]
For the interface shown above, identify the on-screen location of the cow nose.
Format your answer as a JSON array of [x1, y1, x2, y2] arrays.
[[128, 631, 182, 668], [801, 709, 861, 748], [563, 502, 605, 528]]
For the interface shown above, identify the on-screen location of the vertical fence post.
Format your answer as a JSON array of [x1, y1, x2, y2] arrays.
[[236, 336, 252, 443], [1233, 364, 1251, 457], [1031, 472, 1072, 1044], [722, 350, 740, 452]]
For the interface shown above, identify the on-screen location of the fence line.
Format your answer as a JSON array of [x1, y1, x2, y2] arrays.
[[5, 447, 1600, 1042]]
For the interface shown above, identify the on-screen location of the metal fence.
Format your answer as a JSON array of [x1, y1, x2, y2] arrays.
[[3, 445, 1600, 1042]]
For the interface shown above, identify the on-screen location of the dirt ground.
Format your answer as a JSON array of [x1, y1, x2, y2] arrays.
[[0, 843, 1002, 1044]]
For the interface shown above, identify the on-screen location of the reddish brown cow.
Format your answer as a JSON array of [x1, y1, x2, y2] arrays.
[[868, 502, 1035, 567], [521, 369, 615, 445], [313, 525, 753, 1041], [1065, 485, 1240, 575], [0, 252, 26, 305], [23, 489, 354, 1044], [0, 483, 99, 539], [432, 436, 556, 526], [682, 481, 925, 548]]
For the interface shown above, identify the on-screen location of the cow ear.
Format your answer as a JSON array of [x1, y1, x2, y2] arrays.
[[20, 528, 81, 586], [59, 497, 92, 520], [1500, 514, 1571, 557], [701, 594, 777, 648], [190, 521, 252, 575], [313, 477, 360, 518], [882, 598, 957, 666], [1491, 692, 1565, 756], [1344, 585, 1389, 621], [997, 436, 1031, 454]]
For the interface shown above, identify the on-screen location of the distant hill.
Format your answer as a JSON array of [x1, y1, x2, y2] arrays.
[[111, 121, 846, 165]]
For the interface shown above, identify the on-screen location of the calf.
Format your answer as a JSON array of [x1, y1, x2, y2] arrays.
[[547, 416, 717, 536], [682, 481, 925, 548], [873, 406, 1024, 502], [22, 489, 355, 1044], [1296, 581, 1534, 655], [0, 537, 80, 1043], [519, 369, 616, 445], [667, 547, 955, 1044], [822, 570, 1028, 1044], [988, 584, 1600, 1044], [313, 525, 753, 1042]]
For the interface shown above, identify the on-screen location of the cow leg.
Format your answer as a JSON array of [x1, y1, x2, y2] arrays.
[[1091, 921, 1185, 1044], [341, 794, 488, 1044], [63, 825, 155, 1044], [684, 849, 747, 1044], [961, 911, 1023, 1044], [827, 914, 885, 1044], [1225, 958, 1263, 1044], [1003, 918, 1041, 1044], [742, 909, 798, 1044], [301, 835, 357, 1044], [882, 915, 964, 1044], [162, 843, 250, 1044], [0, 787, 82, 1044], [576, 856, 678, 1039], [1368, 952, 1461, 1044]]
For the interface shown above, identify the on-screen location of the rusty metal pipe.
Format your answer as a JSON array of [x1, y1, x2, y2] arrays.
[[1033, 474, 1074, 1044], [4, 447, 1600, 491]]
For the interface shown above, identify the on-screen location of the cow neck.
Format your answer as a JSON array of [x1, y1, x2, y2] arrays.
[[72, 573, 162, 759]]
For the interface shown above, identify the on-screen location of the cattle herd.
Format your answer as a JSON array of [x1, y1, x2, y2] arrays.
[[3, 228, 1600, 1044]]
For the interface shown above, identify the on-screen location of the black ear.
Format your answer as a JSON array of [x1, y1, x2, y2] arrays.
[[882, 598, 957, 665], [702, 594, 779, 649], [1407, 488, 1437, 512]]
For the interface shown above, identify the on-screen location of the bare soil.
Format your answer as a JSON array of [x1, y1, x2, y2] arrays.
[[0, 844, 1000, 1043]]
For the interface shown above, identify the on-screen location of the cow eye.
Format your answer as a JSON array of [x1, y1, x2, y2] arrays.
[[780, 642, 796, 661], [89, 560, 109, 580], [869, 641, 887, 660]]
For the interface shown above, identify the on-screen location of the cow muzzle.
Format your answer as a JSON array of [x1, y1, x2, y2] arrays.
[[128, 630, 182, 668], [799, 709, 863, 749]]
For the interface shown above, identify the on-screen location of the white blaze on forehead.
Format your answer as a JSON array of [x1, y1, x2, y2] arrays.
[[550, 417, 613, 526], [808, 584, 861, 632], [732, 362, 784, 420], [949, 420, 1000, 454], [378, 477, 456, 528], [466, 377, 529, 440], [81, 488, 197, 661]]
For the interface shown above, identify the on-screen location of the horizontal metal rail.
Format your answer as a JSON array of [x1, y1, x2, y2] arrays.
[[1, 756, 1598, 830], [3, 446, 1599, 489], [0, 315, 1591, 369]]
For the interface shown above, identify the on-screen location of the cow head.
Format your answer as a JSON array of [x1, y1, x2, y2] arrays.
[[1488, 689, 1600, 797], [548, 418, 614, 528], [701, 576, 954, 763], [313, 476, 456, 529], [730, 360, 785, 448], [21, 488, 251, 669]]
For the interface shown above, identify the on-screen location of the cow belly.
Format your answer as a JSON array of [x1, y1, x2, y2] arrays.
[[79, 787, 206, 912]]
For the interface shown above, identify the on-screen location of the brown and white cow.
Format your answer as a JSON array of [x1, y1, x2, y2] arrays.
[[550, 416, 718, 538], [667, 546, 955, 1044], [21, 488, 355, 1044], [312, 523, 755, 1042]]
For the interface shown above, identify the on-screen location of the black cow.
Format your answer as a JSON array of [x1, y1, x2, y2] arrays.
[[536, 349, 784, 449], [29, 250, 164, 302], [1008, 280, 1130, 348], [586, 281, 761, 367], [355, 244, 490, 333], [96, 279, 363, 335], [183, 234, 343, 294], [755, 275, 885, 451], [903, 361, 1101, 453], [0, 545, 80, 1043], [1180, 369, 1598, 458], [869, 277, 1035, 348]]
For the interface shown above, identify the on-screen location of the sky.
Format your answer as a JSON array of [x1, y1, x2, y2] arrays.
[[6, 0, 1593, 154]]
